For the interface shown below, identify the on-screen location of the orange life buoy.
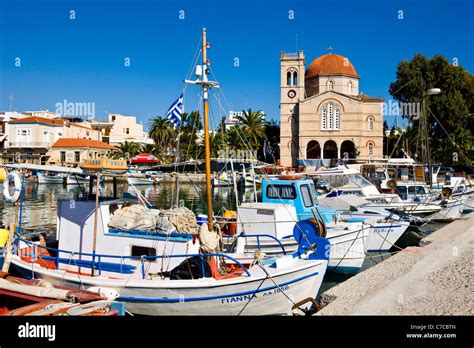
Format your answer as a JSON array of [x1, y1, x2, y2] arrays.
[[279, 174, 302, 180]]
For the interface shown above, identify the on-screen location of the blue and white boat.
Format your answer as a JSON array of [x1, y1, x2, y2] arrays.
[[225, 177, 372, 274]]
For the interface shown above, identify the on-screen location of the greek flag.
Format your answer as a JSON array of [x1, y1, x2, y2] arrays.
[[165, 93, 184, 128]]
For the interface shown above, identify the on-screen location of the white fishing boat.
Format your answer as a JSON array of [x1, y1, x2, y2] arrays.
[[4, 28, 331, 316], [37, 172, 64, 184], [308, 167, 443, 217], [127, 172, 163, 185], [66, 175, 90, 185], [318, 194, 410, 251]]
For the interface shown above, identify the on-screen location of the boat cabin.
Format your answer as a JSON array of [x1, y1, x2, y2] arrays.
[[261, 179, 338, 223]]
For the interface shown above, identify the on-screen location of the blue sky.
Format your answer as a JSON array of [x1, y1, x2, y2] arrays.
[[0, 0, 472, 129]]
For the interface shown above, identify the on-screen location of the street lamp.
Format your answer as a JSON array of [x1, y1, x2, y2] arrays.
[[427, 88, 441, 95], [422, 87, 441, 187]]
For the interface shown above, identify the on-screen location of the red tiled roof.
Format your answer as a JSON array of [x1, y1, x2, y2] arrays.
[[52, 138, 116, 149], [358, 93, 384, 102], [10, 116, 65, 125]]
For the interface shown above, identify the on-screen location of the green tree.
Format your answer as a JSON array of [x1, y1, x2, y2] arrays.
[[112, 141, 140, 161], [236, 108, 267, 149], [389, 54, 474, 165], [139, 143, 159, 156], [148, 116, 176, 153]]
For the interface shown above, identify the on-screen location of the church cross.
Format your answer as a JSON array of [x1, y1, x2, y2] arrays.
[[327, 46, 333, 54]]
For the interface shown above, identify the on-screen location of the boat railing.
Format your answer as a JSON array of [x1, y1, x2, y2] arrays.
[[15, 238, 251, 279], [233, 234, 287, 255]]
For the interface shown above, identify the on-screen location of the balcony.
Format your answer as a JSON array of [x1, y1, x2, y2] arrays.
[[8, 141, 50, 148]]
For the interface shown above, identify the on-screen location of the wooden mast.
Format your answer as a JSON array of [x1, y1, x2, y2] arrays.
[[202, 28, 214, 232], [185, 28, 219, 232]]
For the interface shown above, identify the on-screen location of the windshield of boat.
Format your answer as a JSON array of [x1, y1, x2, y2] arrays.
[[313, 173, 373, 189]]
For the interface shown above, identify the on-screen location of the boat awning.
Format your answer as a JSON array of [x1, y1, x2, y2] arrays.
[[318, 194, 371, 210], [4, 163, 84, 175], [131, 153, 160, 164]]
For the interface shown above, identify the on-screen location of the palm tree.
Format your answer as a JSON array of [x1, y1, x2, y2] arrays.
[[139, 143, 159, 156], [148, 116, 175, 152], [112, 141, 140, 161], [236, 108, 267, 149]]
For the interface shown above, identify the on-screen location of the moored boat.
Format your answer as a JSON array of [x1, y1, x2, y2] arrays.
[[37, 172, 64, 184]]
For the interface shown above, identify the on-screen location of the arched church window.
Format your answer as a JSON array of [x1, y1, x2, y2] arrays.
[[287, 72, 292, 86], [293, 71, 298, 86], [367, 141, 374, 156], [348, 81, 353, 94], [328, 80, 334, 90], [367, 116, 374, 131], [321, 102, 340, 130], [322, 108, 328, 130]]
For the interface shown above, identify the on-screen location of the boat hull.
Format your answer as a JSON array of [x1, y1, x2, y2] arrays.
[[10, 255, 327, 316], [229, 224, 370, 274], [38, 175, 64, 184]]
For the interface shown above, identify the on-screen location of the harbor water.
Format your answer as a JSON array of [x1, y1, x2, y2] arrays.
[[0, 181, 446, 291]]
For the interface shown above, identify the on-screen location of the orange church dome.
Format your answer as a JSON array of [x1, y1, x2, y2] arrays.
[[305, 53, 359, 79]]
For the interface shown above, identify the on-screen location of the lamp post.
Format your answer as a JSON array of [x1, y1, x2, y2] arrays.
[[421, 87, 441, 187]]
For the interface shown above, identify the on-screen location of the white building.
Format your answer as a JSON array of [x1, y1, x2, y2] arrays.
[[91, 113, 153, 146]]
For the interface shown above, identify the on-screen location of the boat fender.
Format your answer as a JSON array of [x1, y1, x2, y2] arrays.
[[2, 172, 21, 204], [87, 287, 120, 300], [0, 228, 9, 248]]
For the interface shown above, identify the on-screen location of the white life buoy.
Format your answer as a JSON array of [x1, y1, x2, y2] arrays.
[[3, 171, 22, 204]]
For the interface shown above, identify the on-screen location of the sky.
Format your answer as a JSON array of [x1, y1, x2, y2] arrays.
[[0, 0, 473, 130]]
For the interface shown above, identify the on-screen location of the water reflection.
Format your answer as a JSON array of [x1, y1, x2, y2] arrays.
[[0, 182, 258, 228]]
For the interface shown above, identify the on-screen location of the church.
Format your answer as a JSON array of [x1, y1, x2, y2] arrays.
[[279, 50, 383, 167]]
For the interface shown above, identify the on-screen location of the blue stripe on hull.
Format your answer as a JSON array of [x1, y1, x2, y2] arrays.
[[118, 271, 320, 303]]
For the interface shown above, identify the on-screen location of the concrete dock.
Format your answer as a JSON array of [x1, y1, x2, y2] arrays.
[[317, 212, 474, 315]]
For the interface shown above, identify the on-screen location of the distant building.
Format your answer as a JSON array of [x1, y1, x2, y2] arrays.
[[24, 110, 61, 119], [91, 113, 153, 146], [46, 138, 116, 167], [280, 51, 383, 167], [6, 116, 101, 164], [0, 112, 30, 158], [224, 110, 266, 130]]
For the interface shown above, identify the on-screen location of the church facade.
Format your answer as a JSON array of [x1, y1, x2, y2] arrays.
[[280, 50, 383, 167]]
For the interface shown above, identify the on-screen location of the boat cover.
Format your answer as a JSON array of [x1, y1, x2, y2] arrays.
[[318, 194, 371, 211]]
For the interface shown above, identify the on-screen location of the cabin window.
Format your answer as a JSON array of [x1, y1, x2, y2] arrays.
[[266, 185, 296, 199], [131, 246, 156, 262], [396, 186, 408, 195], [300, 185, 314, 207], [408, 186, 426, 195]]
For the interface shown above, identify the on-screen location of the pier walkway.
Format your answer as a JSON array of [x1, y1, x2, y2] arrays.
[[317, 213, 474, 315]]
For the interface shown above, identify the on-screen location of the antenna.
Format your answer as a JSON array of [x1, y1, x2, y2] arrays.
[[9, 94, 13, 112]]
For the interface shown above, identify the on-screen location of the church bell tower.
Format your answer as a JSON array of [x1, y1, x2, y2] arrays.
[[280, 50, 305, 167]]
